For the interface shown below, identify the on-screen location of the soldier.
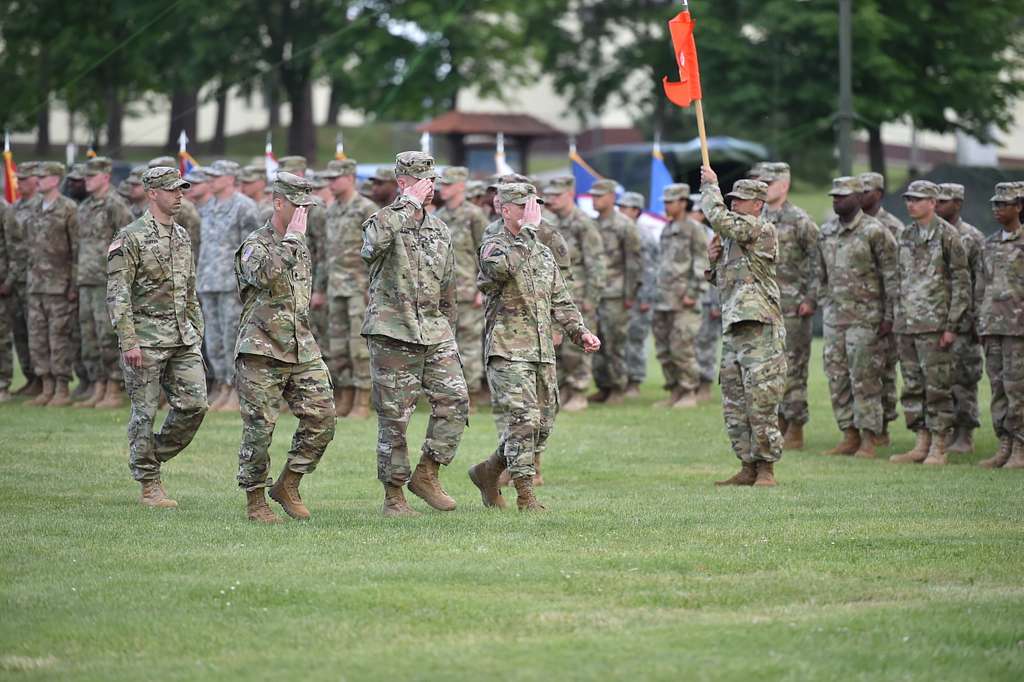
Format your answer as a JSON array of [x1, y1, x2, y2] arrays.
[[468, 183, 600, 511], [0, 199, 21, 401], [25, 162, 79, 407], [652, 183, 708, 408], [74, 157, 133, 409], [147, 158, 202, 265], [701, 169, 786, 487], [813, 177, 898, 459], [320, 158, 377, 419], [239, 165, 267, 205], [309, 172, 333, 206], [370, 166, 399, 207], [234, 172, 336, 522], [936, 183, 986, 454], [362, 151, 469, 517], [10, 162, 40, 396], [618, 192, 656, 397], [889, 181, 970, 466], [466, 180, 487, 210], [435, 166, 489, 404], [587, 179, 641, 405], [184, 168, 213, 211], [107, 167, 207, 508], [543, 175, 606, 411], [976, 183, 1024, 468], [123, 167, 148, 219], [358, 178, 375, 201], [693, 200, 722, 403], [759, 162, 818, 450], [198, 159, 259, 412]]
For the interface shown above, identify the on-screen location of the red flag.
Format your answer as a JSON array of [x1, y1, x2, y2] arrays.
[[662, 5, 703, 108], [2, 132, 18, 203]]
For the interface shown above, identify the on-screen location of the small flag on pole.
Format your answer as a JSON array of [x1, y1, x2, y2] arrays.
[[335, 132, 347, 161], [65, 141, 77, 168], [265, 132, 279, 182], [177, 130, 199, 177], [3, 131, 18, 203], [495, 133, 514, 175], [662, 1, 710, 167], [420, 132, 432, 155], [569, 138, 601, 197], [648, 133, 673, 216]]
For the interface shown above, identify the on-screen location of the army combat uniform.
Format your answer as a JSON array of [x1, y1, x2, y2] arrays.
[[10, 170, 39, 390], [0, 200, 25, 398], [625, 193, 659, 390], [107, 168, 207, 508]]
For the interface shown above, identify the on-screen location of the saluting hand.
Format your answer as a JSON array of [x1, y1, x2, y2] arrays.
[[405, 178, 434, 205], [522, 196, 541, 227], [287, 206, 308, 235]]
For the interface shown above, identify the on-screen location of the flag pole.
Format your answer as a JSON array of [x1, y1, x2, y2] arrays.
[[694, 100, 710, 168]]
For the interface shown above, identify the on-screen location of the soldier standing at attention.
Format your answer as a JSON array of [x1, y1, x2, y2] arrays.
[[976, 183, 1024, 469], [652, 183, 708, 408], [543, 175, 606, 412], [466, 181, 488, 212], [74, 157, 134, 409], [692, 198, 722, 403], [107, 167, 207, 508], [10, 162, 40, 396], [760, 162, 818, 450], [240, 165, 268, 207], [370, 167, 399, 207], [320, 158, 377, 419], [813, 177, 898, 459], [889, 181, 970, 466], [936, 183, 986, 455], [0, 199, 21, 401], [233, 173, 336, 522], [701, 168, 786, 487], [26, 162, 79, 407], [123, 168, 148, 220], [618, 192, 657, 398], [362, 152, 469, 517], [198, 160, 259, 412], [435, 166, 489, 405], [468, 183, 600, 511], [588, 179, 642, 405]]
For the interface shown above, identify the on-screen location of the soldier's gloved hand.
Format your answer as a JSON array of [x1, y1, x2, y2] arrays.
[[939, 330, 957, 350], [122, 346, 143, 369], [287, 206, 308, 235], [581, 333, 601, 353]]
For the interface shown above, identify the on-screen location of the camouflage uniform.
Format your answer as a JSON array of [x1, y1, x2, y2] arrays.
[[627, 212, 659, 385], [0, 200, 24, 392], [362, 154, 468, 487], [177, 198, 202, 265], [592, 181, 642, 393], [234, 178, 335, 490], [702, 180, 786, 464], [107, 169, 207, 482], [697, 283, 722, 384], [813, 178, 898, 436], [10, 188, 38, 383], [894, 182, 970, 437], [483, 217, 571, 277]]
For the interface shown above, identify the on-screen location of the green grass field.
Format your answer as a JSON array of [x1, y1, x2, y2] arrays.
[[2, 341, 1022, 681]]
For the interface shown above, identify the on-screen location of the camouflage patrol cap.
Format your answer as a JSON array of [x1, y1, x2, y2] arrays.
[[372, 166, 397, 182], [543, 175, 575, 195], [204, 159, 241, 177], [726, 179, 768, 202], [747, 162, 767, 180], [116, 180, 132, 198], [238, 165, 265, 183], [859, 172, 885, 192], [66, 164, 87, 181], [465, 180, 486, 199], [359, 178, 375, 197], [497, 182, 544, 206], [492, 173, 529, 189], [395, 151, 438, 180], [277, 156, 307, 174], [440, 166, 470, 184], [759, 162, 791, 183], [617, 191, 645, 209], [147, 156, 176, 169], [143, 167, 190, 191], [85, 156, 113, 176], [902, 180, 939, 199], [126, 165, 147, 186], [1004, 181, 1024, 199], [828, 176, 864, 196], [319, 159, 357, 178], [38, 161, 66, 177], [590, 178, 618, 197], [272, 171, 316, 206], [15, 161, 38, 179], [937, 183, 965, 201], [307, 172, 328, 190], [662, 183, 691, 202], [990, 182, 1019, 203], [184, 168, 209, 184]]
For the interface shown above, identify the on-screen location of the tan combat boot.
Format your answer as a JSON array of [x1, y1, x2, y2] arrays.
[[562, 389, 589, 412], [922, 431, 949, 466], [140, 480, 178, 508], [408, 454, 456, 511], [95, 380, 125, 409], [873, 429, 891, 447], [978, 437, 1012, 469], [467, 452, 508, 508], [854, 431, 877, 459], [14, 376, 42, 397], [604, 390, 625, 406], [70, 380, 93, 402], [672, 390, 698, 409], [714, 461, 757, 486], [825, 428, 860, 456], [533, 453, 544, 486], [29, 377, 54, 406], [269, 468, 310, 519], [753, 461, 777, 487], [946, 427, 974, 454], [778, 415, 789, 435], [335, 387, 355, 417], [513, 476, 546, 511], [347, 389, 371, 419], [587, 388, 609, 404], [73, 380, 105, 408], [46, 380, 72, 407], [783, 423, 804, 450], [889, 431, 931, 464], [1002, 440, 1024, 469], [246, 489, 283, 523], [382, 483, 420, 517], [655, 386, 683, 408], [695, 381, 712, 403]]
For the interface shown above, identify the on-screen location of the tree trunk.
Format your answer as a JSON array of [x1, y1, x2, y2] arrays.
[[166, 89, 199, 152], [211, 87, 228, 154], [105, 84, 123, 152], [285, 75, 316, 161], [266, 73, 281, 129], [35, 45, 51, 155], [325, 79, 342, 126], [868, 124, 886, 178]]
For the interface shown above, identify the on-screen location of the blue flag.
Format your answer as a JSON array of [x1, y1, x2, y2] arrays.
[[648, 145, 672, 217], [570, 148, 601, 196]]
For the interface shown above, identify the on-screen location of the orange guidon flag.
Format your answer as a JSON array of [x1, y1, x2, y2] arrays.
[[2, 132, 18, 203], [662, 2, 703, 108]]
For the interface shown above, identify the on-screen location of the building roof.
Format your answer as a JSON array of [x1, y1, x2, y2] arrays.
[[417, 111, 563, 137]]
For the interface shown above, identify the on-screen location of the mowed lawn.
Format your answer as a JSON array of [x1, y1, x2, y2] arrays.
[[1, 341, 1022, 681]]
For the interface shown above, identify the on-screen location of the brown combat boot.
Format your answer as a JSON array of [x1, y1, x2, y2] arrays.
[[695, 381, 712, 403], [467, 452, 508, 509], [14, 376, 42, 397], [513, 476, 546, 511], [825, 428, 860, 455], [46, 380, 72, 407], [335, 387, 355, 417], [978, 437, 1012, 469], [753, 461, 777, 487], [562, 389, 588, 412], [382, 483, 420, 517], [672, 390, 698, 409], [269, 468, 310, 519], [604, 390, 625, 405], [497, 468, 512, 488], [140, 480, 178, 508], [778, 414, 789, 435], [624, 381, 641, 398], [873, 429, 891, 448], [29, 377, 55, 406], [783, 423, 804, 450], [946, 427, 975, 454], [73, 380, 105, 408], [408, 454, 456, 511], [587, 388, 609, 404], [95, 380, 125, 409], [1002, 440, 1024, 469], [347, 389, 371, 419], [655, 386, 683, 407], [890, 431, 931, 464], [714, 461, 757, 486], [854, 431, 877, 459], [70, 380, 93, 402], [922, 431, 948, 466], [246, 489, 283, 523], [533, 453, 545, 486]]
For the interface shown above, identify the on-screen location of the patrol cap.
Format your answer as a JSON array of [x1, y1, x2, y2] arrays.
[[116, 180, 132, 198], [184, 168, 209, 184], [759, 162, 791, 183], [726, 179, 768, 202], [937, 183, 965, 201], [272, 171, 316, 206], [902, 180, 939, 199], [38, 161, 66, 177], [143, 167, 190, 191], [319, 159, 357, 178], [277, 156, 307, 174], [990, 182, 1019, 203], [147, 156, 176, 169], [395, 151, 438, 180], [15, 161, 38, 179], [543, 175, 575, 195], [126, 165, 147, 186], [492, 173, 529, 189], [747, 162, 767, 180], [66, 164, 87, 181], [465, 180, 486, 199], [662, 183, 691, 202], [84, 156, 112, 176], [589, 178, 618, 197], [372, 166, 397, 182], [859, 172, 885, 192], [497, 182, 544, 206], [485, 173, 502, 190], [1008, 181, 1024, 199], [440, 166, 470, 185], [359, 178, 375, 197], [204, 159, 241, 177], [307, 172, 328, 190], [828, 176, 864, 196], [238, 165, 265, 183], [616, 191, 645, 209]]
